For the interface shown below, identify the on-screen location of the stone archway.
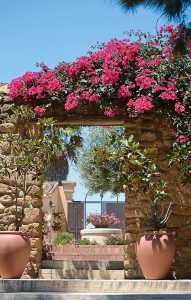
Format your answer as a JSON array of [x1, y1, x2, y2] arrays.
[[0, 84, 191, 279]]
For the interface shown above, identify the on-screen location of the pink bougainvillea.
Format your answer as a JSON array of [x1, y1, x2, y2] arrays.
[[34, 106, 47, 116], [8, 25, 191, 143]]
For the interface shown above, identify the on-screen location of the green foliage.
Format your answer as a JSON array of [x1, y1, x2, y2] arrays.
[[91, 133, 172, 230], [116, 0, 191, 21], [75, 238, 97, 245], [45, 126, 82, 181], [168, 142, 191, 185], [77, 127, 173, 230], [51, 232, 73, 245], [76, 126, 125, 195], [116, 0, 191, 54], [106, 235, 126, 245], [0, 105, 63, 231]]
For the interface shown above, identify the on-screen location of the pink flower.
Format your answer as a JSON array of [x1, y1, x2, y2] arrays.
[[48, 78, 63, 92], [175, 102, 185, 113], [77, 56, 92, 69], [149, 56, 163, 67], [65, 92, 80, 110], [80, 90, 99, 102], [154, 85, 165, 93], [117, 85, 132, 98], [67, 62, 80, 77], [34, 106, 46, 116], [136, 76, 154, 89], [136, 57, 147, 68], [22, 72, 39, 83], [101, 70, 120, 84], [8, 78, 26, 99], [134, 95, 153, 113], [126, 99, 134, 107], [27, 86, 38, 96], [150, 41, 160, 46], [89, 93, 99, 102], [176, 135, 188, 144], [104, 108, 119, 118], [160, 91, 177, 101], [90, 76, 100, 84], [164, 25, 174, 33]]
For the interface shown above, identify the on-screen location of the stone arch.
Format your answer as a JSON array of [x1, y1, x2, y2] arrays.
[[0, 84, 191, 279]]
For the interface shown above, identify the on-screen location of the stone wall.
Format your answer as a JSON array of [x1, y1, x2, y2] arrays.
[[124, 114, 191, 279], [0, 85, 43, 278]]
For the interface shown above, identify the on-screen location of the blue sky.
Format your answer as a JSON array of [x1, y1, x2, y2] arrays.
[[1, 0, 169, 215], [1, 0, 167, 83]]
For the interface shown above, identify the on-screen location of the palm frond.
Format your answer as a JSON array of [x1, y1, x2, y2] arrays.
[[117, 0, 191, 21]]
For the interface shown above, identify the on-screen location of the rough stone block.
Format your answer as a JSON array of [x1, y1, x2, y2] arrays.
[[21, 223, 42, 238], [23, 208, 42, 224], [28, 185, 43, 197], [0, 141, 11, 154], [0, 123, 16, 133], [177, 227, 191, 240], [0, 183, 15, 195], [0, 195, 13, 206]]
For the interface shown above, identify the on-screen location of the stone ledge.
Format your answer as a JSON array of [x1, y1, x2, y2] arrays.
[[1, 293, 191, 300], [38, 269, 125, 280], [41, 260, 124, 270], [1, 280, 191, 294]]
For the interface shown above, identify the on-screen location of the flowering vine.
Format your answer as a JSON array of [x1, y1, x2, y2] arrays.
[[8, 25, 191, 143]]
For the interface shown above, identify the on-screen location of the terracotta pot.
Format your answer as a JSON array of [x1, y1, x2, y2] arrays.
[[136, 232, 175, 279], [91, 222, 109, 228], [0, 231, 31, 279], [93, 224, 109, 228]]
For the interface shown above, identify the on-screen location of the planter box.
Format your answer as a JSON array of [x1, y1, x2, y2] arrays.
[[81, 228, 122, 245], [43, 245, 125, 261]]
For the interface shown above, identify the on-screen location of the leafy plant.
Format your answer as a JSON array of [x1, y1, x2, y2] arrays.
[[92, 133, 174, 231], [8, 25, 191, 150], [106, 235, 126, 245], [168, 141, 191, 185], [74, 238, 97, 245], [45, 126, 82, 181], [51, 232, 73, 245], [0, 105, 62, 231], [77, 126, 124, 195]]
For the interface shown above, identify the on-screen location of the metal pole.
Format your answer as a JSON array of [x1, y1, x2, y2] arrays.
[[100, 193, 103, 214], [84, 192, 89, 229], [74, 206, 78, 240]]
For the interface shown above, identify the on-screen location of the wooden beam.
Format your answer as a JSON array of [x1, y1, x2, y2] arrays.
[[53, 115, 125, 126]]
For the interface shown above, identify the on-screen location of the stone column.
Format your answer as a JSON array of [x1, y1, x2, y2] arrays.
[[124, 113, 191, 279], [0, 85, 43, 278]]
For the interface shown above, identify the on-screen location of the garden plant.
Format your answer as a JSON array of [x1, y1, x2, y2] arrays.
[[7, 25, 191, 183]]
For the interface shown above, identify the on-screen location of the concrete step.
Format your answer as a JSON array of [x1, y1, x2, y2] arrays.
[[0, 293, 190, 300], [41, 260, 124, 270], [0, 279, 191, 294], [39, 269, 125, 279]]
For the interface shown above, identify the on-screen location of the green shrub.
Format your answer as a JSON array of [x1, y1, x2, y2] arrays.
[[75, 238, 97, 245], [106, 235, 126, 245], [52, 232, 73, 245]]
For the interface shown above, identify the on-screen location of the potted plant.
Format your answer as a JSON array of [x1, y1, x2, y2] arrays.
[[92, 133, 176, 279], [86, 212, 120, 228], [81, 212, 122, 245], [0, 105, 61, 278]]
